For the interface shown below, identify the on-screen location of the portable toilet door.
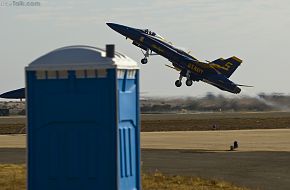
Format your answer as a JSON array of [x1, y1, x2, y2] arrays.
[[117, 68, 140, 190]]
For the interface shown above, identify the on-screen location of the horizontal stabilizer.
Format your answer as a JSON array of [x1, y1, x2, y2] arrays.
[[236, 84, 254, 87]]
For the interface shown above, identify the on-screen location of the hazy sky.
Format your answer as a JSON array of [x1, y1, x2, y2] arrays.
[[1, 0, 290, 97]]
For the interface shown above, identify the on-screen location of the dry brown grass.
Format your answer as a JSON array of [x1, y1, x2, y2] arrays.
[[141, 112, 290, 132], [0, 164, 26, 190], [0, 164, 248, 190], [142, 171, 248, 190]]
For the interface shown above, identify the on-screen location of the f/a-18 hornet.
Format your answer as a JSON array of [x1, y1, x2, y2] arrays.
[[107, 23, 252, 94]]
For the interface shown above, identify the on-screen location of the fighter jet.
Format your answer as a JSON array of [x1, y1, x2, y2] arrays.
[[0, 23, 251, 100], [107, 23, 252, 94]]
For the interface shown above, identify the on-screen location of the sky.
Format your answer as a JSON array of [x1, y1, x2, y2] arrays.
[[0, 0, 290, 97]]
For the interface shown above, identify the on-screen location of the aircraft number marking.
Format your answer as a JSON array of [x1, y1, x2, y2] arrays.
[[211, 62, 233, 71], [223, 62, 233, 71], [188, 64, 203, 74]]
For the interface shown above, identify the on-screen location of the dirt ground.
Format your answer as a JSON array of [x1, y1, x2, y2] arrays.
[[0, 112, 290, 134], [141, 112, 290, 131], [0, 116, 26, 134]]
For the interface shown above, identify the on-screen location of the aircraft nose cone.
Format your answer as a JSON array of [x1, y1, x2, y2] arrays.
[[106, 23, 119, 31], [106, 22, 114, 28], [106, 22, 139, 41], [106, 22, 131, 37]]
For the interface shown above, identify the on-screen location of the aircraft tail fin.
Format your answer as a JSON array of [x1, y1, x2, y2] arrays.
[[210, 56, 242, 78]]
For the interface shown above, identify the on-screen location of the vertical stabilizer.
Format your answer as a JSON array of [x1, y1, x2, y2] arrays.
[[210, 56, 242, 78]]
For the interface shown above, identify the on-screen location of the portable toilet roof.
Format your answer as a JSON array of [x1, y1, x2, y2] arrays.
[[26, 45, 138, 71]]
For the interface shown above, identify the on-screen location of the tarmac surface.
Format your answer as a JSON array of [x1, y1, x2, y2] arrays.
[[142, 149, 290, 190], [141, 129, 290, 151], [2, 129, 290, 151], [1, 129, 290, 190]]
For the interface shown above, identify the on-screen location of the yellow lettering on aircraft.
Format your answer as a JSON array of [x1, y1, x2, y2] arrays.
[[152, 44, 164, 53], [139, 36, 145, 42], [211, 62, 233, 71], [188, 64, 204, 74], [224, 62, 233, 71]]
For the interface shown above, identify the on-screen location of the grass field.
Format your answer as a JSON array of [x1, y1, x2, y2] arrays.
[[0, 164, 248, 190], [0, 112, 290, 134], [0, 164, 26, 190]]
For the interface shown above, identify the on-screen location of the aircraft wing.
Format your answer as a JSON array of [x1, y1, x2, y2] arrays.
[[0, 88, 25, 99]]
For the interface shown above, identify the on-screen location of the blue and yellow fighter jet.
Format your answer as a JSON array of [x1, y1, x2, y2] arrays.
[[107, 23, 252, 94]]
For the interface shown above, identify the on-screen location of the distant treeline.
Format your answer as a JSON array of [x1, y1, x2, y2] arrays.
[[141, 93, 290, 113], [0, 93, 290, 115], [0, 101, 25, 115]]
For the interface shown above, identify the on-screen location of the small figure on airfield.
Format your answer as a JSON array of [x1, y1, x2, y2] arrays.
[[230, 141, 239, 151], [212, 124, 217, 130]]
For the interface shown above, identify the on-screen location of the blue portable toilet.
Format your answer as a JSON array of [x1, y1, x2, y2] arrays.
[[26, 45, 140, 190]]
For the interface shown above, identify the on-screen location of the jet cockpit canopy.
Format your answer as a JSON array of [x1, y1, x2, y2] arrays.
[[144, 29, 155, 36], [142, 28, 173, 45], [143, 29, 164, 39]]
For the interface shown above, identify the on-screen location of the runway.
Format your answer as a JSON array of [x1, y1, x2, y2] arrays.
[[1, 129, 290, 190], [142, 149, 290, 190], [0, 134, 26, 148], [141, 129, 290, 151], [2, 129, 290, 151]]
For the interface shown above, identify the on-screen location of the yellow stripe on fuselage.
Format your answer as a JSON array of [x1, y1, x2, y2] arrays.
[[139, 36, 145, 42], [151, 44, 164, 53]]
